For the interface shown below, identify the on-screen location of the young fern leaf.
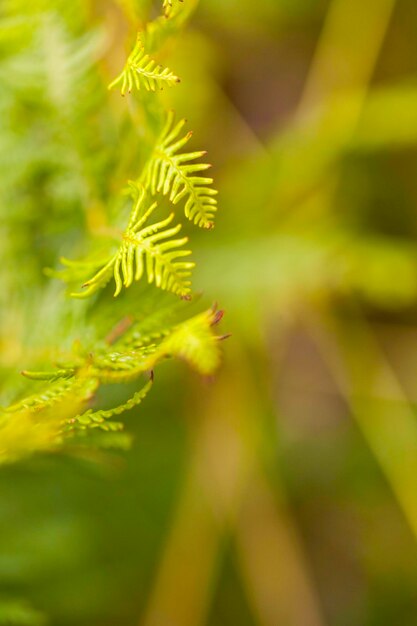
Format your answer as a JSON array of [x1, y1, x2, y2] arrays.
[[147, 306, 224, 375], [71, 185, 194, 299], [142, 111, 218, 228], [4, 373, 98, 415], [113, 296, 197, 350], [108, 35, 180, 95], [91, 346, 157, 383], [67, 376, 153, 433]]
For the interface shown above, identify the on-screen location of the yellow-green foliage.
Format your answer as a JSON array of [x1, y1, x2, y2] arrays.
[[142, 111, 218, 229], [0, 0, 223, 465], [108, 35, 180, 94], [1, 303, 224, 462], [68, 184, 194, 298], [152, 307, 223, 375]]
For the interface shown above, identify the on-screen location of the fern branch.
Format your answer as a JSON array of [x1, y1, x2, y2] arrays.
[[66, 375, 153, 433], [70, 185, 194, 299], [0, 303, 225, 462], [145, 305, 224, 375], [142, 111, 218, 228], [91, 345, 156, 383], [4, 373, 99, 415], [108, 35, 180, 95], [0, 0, 223, 467]]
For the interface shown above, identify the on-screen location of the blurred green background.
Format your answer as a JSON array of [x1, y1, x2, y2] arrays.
[[3, 0, 417, 624]]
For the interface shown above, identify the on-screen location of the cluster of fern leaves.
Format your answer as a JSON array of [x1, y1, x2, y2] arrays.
[[0, 0, 223, 465]]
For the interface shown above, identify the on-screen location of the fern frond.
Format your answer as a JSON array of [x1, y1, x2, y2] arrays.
[[4, 372, 99, 415], [108, 35, 180, 95], [142, 111, 218, 228], [91, 345, 156, 383], [0, 373, 99, 464], [0, 0, 224, 468], [147, 306, 223, 375], [114, 295, 198, 350], [70, 185, 194, 299], [47, 256, 112, 285], [21, 369, 75, 382], [1, 302, 225, 463], [66, 376, 153, 432]]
